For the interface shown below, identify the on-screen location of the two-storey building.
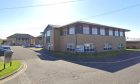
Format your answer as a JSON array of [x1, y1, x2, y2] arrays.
[[7, 33, 35, 46], [43, 21, 130, 53]]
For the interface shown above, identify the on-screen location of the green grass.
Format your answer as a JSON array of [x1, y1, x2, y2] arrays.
[[30, 48, 43, 51], [126, 49, 140, 51], [0, 60, 21, 78], [51, 49, 135, 60]]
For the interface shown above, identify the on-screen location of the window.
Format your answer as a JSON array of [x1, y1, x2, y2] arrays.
[[84, 43, 95, 53], [118, 43, 124, 49], [46, 30, 51, 36], [46, 36, 50, 43], [76, 45, 84, 52], [69, 26, 75, 34], [67, 43, 75, 51], [100, 28, 105, 35], [115, 30, 119, 36], [62, 30, 67, 35], [83, 25, 89, 34], [109, 30, 113, 36], [92, 27, 97, 35], [104, 43, 112, 50], [120, 31, 124, 36]]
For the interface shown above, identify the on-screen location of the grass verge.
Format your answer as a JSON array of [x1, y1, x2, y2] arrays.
[[0, 60, 21, 78], [51, 49, 135, 60]]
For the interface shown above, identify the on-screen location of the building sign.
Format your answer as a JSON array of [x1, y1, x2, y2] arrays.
[[4, 50, 13, 63]]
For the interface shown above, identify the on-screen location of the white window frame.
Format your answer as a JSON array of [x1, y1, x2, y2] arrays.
[[46, 30, 51, 36], [83, 26, 89, 34], [109, 30, 113, 36], [69, 26, 75, 34], [62, 30, 67, 35], [104, 43, 112, 50], [100, 28, 105, 35], [92, 27, 97, 35], [115, 30, 119, 36], [118, 43, 124, 49], [120, 31, 123, 36], [84, 43, 95, 52]]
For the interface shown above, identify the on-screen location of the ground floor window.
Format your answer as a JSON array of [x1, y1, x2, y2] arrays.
[[104, 43, 112, 50], [84, 43, 95, 53], [118, 43, 124, 49], [67, 43, 75, 51], [67, 43, 95, 53], [47, 43, 52, 51], [76, 45, 84, 52]]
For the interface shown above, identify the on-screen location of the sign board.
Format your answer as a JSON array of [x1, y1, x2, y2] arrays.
[[4, 50, 13, 63]]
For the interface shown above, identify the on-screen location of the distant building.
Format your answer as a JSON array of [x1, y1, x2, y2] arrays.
[[0, 38, 3, 44], [7, 33, 35, 46], [35, 35, 43, 45], [42, 21, 130, 53], [126, 38, 140, 49]]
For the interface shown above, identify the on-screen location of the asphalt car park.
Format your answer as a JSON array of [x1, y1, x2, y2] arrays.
[[1, 46, 140, 84]]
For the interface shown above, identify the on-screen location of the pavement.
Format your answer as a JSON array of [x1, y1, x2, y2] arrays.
[[1, 46, 140, 84]]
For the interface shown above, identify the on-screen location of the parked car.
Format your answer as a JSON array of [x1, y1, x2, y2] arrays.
[[35, 44, 43, 48], [0, 47, 5, 56], [22, 44, 30, 48], [0, 45, 13, 56]]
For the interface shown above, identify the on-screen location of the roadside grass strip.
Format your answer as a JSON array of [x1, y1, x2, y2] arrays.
[[52, 49, 133, 59], [0, 60, 21, 79], [30, 48, 43, 51]]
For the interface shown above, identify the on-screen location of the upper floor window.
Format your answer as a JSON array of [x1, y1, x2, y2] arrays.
[[46, 30, 51, 36], [69, 26, 75, 34], [115, 30, 119, 36], [62, 29, 67, 36], [83, 25, 89, 34], [120, 31, 124, 36], [92, 27, 97, 35], [109, 29, 113, 36], [100, 28, 105, 35]]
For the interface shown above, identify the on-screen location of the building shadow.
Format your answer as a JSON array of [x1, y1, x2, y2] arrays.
[[34, 49, 140, 73]]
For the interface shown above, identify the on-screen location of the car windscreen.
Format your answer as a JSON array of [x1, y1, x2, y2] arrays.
[[3, 47, 10, 50]]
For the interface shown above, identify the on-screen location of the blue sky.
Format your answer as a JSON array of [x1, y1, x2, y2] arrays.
[[0, 0, 140, 39]]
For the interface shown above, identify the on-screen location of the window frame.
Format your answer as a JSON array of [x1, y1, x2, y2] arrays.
[[115, 30, 119, 36], [67, 43, 75, 51], [104, 43, 112, 51], [100, 28, 105, 35], [83, 25, 90, 34], [46, 30, 51, 36], [92, 27, 98, 35], [69, 26, 75, 35], [120, 31, 124, 37], [84, 43, 95, 53], [109, 29, 113, 36]]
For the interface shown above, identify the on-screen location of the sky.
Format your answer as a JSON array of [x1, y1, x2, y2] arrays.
[[0, 0, 140, 39]]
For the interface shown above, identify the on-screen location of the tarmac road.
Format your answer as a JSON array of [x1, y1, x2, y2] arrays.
[[1, 46, 140, 84]]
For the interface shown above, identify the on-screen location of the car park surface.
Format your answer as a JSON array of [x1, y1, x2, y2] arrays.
[[1, 46, 140, 84]]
